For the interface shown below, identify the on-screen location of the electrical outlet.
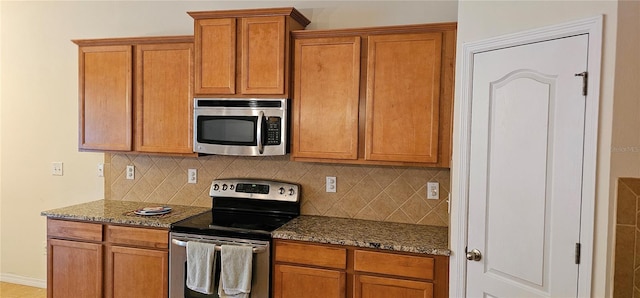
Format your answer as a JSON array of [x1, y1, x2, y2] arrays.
[[188, 169, 197, 184], [126, 165, 135, 180], [427, 182, 439, 199], [43, 241, 47, 256], [326, 176, 337, 193], [97, 163, 104, 177], [52, 162, 63, 176]]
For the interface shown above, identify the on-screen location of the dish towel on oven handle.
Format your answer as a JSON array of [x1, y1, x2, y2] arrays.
[[218, 245, 253, 298], [186, 241, 217, 295]]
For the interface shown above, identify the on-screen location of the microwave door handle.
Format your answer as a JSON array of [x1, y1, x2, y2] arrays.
[[256, 111, 264, 154]]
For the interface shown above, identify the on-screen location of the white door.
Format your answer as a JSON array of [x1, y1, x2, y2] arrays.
[[466, 34, 588, 297]]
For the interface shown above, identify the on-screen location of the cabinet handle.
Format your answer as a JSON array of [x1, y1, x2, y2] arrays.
[[257, 111, 264, 154], [171, 239, 266, 254]]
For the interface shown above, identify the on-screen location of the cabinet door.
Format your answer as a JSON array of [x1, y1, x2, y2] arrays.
[[195, 18, 236, 95], [106, 246, 168, 298], [240, 16, 286, 95], [48, 239, 102, 298], [365, 33, 443, 163], [274, 264, 346, 298], [292, 37, 361, 160], [135, 43, 194, 153], [354, 275, 433, 298], [79, 45, 132, 151]]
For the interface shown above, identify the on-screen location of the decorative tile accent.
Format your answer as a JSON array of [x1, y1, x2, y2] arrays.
[[105, 153, 451, 226], [614, 178, 640, 298]]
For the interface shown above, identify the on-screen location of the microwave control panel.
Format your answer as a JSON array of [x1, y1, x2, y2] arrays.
[[266, 117, 281, 145]]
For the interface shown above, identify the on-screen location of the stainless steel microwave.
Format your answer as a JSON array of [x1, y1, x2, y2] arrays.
[[193, 98, 288, 156]]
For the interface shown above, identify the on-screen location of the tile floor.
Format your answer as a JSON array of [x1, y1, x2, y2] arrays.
[[0, 282, 46, 298]]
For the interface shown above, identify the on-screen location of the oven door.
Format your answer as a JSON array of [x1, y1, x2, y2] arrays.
[[193, 99, 287, 156], [169, 232, 270, 298]]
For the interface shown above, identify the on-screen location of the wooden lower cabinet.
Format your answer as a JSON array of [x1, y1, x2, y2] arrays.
[[47, 219, 169, 298], [48, 239, 103, 298], [273, 239, 448, 298], [106, 246, 168, 298], [274, 264, 346, 298], [354, 275, 433, 298]]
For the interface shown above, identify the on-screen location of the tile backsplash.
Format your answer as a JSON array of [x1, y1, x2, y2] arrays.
[[105, 153, 450, 226], [614, 178, 640, 298]]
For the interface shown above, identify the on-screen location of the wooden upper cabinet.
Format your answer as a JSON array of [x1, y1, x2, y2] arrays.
[[365, 33, 442, 163], [135, 42, 194, 154], [241, 16, 286, 95], [194, 18, 236, 94], [78, 45, 132, 151], [74, 36, 195, 155], [290, 23, 456, 167], [189, 7, 310, 97], [292, 36, 361, 160]]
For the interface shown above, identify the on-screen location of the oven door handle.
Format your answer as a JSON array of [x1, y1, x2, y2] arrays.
[[171, 239, 267, 254]]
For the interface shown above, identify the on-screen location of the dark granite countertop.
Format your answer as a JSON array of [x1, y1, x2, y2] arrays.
[[272, 215, 450, 256], [41, 199, 209, 228]]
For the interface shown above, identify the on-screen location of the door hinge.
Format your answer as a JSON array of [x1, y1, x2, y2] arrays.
[[575, 243, 581, 264], [575, 72, 588, 96]]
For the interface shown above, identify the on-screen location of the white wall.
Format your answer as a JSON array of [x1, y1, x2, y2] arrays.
[[0, 0, 457, 286], [451, 1, 621, 297]]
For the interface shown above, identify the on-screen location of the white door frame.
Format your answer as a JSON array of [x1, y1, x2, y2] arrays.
[[450, 15, 603, 297]]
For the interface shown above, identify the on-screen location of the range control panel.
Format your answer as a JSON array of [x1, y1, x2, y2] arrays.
[[209, 179, 299, 202]]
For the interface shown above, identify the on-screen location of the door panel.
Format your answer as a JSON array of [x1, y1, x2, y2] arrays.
[[79, 45, 132, 151], [195, 18, 236, 95], [135, 43, 193, 153], [274, 264, 345, 298], [365, 33, 442, 163], [48, 239, 102, 298], [292, 36, 361, 160], [107, 246, 168, 298], [241, 16, 285, 94], [354, 275, 433, 298], [467, 34, 588, 297]]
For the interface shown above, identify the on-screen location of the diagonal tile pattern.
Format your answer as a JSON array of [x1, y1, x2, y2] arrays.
[[614, 178, 640, 298], [105, 153, 451, 226]]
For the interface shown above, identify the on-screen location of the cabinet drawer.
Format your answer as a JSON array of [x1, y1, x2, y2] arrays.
[[275, 241, 347, 269], [106, 225, 168, 249], [47, 219, 103, 242], [354, 250, 434, 280]]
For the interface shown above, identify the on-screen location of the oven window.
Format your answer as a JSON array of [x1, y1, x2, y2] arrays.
[[197, 116, 257, 145]]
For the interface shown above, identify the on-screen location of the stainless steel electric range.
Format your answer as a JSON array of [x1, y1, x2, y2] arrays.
[[169, 178, 300, 298]]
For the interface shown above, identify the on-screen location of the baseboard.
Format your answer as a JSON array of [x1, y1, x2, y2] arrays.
[[0, 273, 46, 288]]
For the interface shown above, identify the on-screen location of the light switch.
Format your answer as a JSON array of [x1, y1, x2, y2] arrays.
[[97, 163, 104, 177]]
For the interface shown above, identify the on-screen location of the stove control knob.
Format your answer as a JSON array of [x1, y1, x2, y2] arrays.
[[213, 184, 220, 191], [289, 188, 295, 196], [230, 184, 235, 191], [279, 187, 285, 195], [222, 184, 228, 191]]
